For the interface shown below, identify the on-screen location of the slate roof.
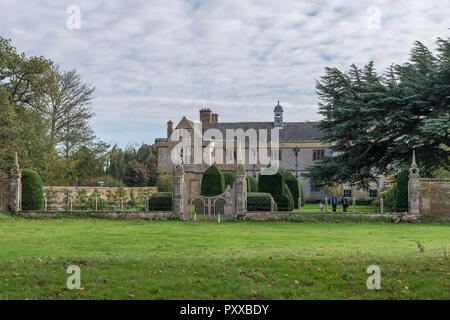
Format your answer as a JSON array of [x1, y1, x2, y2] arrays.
[[201, 122, 326, 142]]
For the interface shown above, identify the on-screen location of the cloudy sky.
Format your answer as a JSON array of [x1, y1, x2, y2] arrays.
[[1, 0, 449, 147]]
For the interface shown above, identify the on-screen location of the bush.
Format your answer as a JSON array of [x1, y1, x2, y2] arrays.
[[22, 169, 44, 210], [273, 194, 292, 211], [246, 176, 258, 192], [282, 182, 294, 211], [157, 173, 172, 192], [247, 193, 276, 211], [258, 171, 283, 195], [149, 192, 172, 211], [223, 172, 235, 188], [201, 165, 225, 196], [394, 168, 409, 212], [282, 171, 305, 208]]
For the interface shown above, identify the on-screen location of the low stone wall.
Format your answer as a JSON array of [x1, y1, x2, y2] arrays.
[[242, 211, 400, 221], [418, 178, 450, 218], [18, 210, 174, 220], [43, 186, 158, 206]]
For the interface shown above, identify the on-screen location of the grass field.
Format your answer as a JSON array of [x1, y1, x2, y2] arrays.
[[0, 213, 448, 299]]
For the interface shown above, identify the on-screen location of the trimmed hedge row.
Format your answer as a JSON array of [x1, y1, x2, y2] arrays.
[[246, 176, 258, 192], [282, 171, 305, 208], [22, 169, 44, 210], [394, 168, 409, 212], [223, 171, 235, 188], [149, 192, 172, 211], [201, 165, 225, 196], [247, 192, 276, 211], [258, 170, 283, 195]]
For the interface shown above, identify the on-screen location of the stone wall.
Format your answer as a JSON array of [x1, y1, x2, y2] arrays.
[[43, 186, 157, 206], [18, 210, 174, 220], [418, 178, 450, 218], [0, 178, 10, 212]]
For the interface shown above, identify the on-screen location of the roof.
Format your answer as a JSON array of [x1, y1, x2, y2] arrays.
[[201, 122, 326, 142], [273, 101, 283, 113]]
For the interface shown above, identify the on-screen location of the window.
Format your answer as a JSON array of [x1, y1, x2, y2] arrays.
[[369, 189, 378, 198], [313, 149, 325, 161], [271, 149, 281, 161], [182, 147, 192, 164], [343, 189, 352, 198]]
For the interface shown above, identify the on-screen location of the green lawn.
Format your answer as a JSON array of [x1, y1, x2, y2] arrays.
[[0, 213, 448, 299]]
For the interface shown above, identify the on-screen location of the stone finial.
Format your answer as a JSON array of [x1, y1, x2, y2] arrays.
[[173, 163, 184, 176], [235, 164, 246, 176], [409, 148, 419, 174], [10, 151, 21, 178]]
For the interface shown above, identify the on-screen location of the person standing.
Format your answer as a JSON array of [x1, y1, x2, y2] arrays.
[[331, 195, 338, 212], [341, 197, 348, 212]]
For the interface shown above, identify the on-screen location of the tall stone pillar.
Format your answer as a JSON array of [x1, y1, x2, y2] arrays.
[[172, 163, 185, 219], [234, 164, 247, 217], [9, 152, 22, 213], [408, 149, 420, 215]]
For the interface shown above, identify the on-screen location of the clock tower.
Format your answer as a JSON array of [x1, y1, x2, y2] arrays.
[[273, 101, 283, 127]]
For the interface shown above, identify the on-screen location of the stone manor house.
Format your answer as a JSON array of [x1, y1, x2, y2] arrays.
[[155, 102, 386, 200]]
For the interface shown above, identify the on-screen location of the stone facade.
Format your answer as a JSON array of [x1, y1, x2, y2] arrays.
[[155, 104, 386, 201]]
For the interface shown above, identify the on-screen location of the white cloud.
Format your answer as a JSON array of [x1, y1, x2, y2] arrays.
[[0, 0, 448, 146]]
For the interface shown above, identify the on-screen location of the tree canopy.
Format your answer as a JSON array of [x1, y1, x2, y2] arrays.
[[304, 37, 450, 188]]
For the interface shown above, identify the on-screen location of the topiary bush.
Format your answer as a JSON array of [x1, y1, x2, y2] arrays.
[[282, 182, 294, 211], [282, 171, 305, 208], [394, 168, 409, 212], [223, 172, 235, 188], [149, 192, 172, 211], [246, 176, 258, 193], [22, 169, 44, 210], [201, 165, 225, 196], [258, 171, 283, 195], [247, 192, 276, 211]]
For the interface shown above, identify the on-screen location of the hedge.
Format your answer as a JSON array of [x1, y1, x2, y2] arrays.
[[394, 168, 409, 212], [22, 169, 44, 210], [258, 171, 283, 195], [247, 176, 258, 192], [223, 172, 235, 188], [273, 194, 292, 211], [282, 182, 294, 211], [247, 192, 276, 211], [282, 171, 305, 208], [149, 192, 172, 211], [201, 165, 225, 196]]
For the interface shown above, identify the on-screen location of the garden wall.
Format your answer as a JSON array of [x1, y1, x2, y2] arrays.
[[43, 186, 158, 206], [18, 210, 173, 220], [418, 178, 450, 218]]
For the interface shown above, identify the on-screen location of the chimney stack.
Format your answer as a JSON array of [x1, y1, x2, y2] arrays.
[[211, 113, 218, 123], [199, 108, 212, 124], [167, 120, 174, 138]]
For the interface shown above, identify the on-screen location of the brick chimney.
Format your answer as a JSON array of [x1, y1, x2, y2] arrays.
[[199, 108, 212, 124], [167, 120, 173, 138], [211, 113, 219, 123]]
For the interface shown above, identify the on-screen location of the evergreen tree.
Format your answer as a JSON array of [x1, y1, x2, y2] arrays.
[[304, 38, 450, 188]]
